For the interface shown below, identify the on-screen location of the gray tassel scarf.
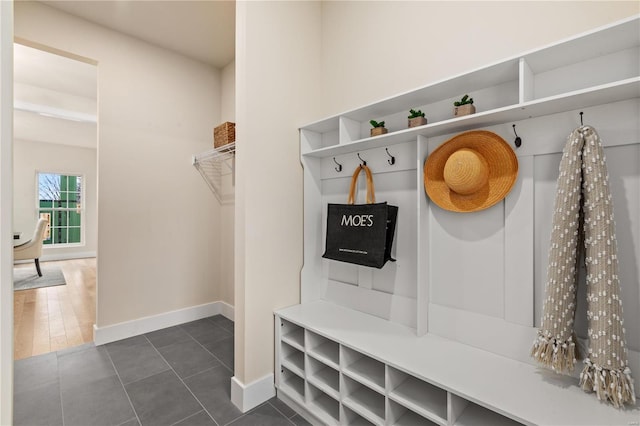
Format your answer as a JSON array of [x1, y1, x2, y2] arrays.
[[531, 125, 635, 408]]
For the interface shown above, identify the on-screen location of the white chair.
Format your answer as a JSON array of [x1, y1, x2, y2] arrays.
[[14, 218, 48, 277]]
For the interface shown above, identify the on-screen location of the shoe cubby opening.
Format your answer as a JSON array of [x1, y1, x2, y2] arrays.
[[387, 367, 447, 424], [343, 405, 377, 426], [306, 355, 339, 400], [307, 383, 340, 425], [306, 330, 339, 368], [341, 346, 385, 393], [280, 319, 305, 351], [388, 400, 441, 426], [449, 396, 525, 426], [280, 366, 305, 403], [280, 341, 304, 377], [342, 375, 385, 425]]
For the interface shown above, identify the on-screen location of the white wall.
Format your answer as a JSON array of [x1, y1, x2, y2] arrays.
[[233, 0, 322, 407], [13, 139, 97, 260], [14, 2, 223, 328]]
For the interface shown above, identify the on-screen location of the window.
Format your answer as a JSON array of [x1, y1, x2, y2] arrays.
[[38, 173, 83, 245]]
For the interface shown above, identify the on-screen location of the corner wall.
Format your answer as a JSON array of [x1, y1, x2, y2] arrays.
[[14, 2, 223, 329], [233, 0, 322, 411]]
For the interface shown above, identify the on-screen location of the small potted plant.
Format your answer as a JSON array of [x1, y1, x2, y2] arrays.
[[369, 120, 388, 137], [453, 94, 475, 117], [408, 109, 427, 128]]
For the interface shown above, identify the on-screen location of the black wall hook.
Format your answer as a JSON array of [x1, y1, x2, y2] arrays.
[[512, 124, 522, 148], [580, 111, 584, 126], [385, 148, 396, 165], [357, 153, 366, 166], [333, 157, 342, 172]]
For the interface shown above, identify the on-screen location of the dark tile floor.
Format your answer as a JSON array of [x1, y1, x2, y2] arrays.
[[14, 315, 310, 426]]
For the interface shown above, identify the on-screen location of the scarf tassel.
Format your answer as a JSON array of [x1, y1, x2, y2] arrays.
[[579, 359, 636, 409], [530, 333, 577, 374]]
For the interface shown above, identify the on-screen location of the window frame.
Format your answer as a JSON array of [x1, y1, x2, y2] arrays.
[[35, 170, 85, 247]]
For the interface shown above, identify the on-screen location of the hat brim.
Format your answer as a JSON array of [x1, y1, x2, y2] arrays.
[[424, 130, 518, 213]]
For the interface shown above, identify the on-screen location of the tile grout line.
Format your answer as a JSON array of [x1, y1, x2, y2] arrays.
[[55, 352, 66, 426], [179, 319, 234, 374], [266, 401, 298, 425], [143, 334, 223, 426], [102, 344, 143, 426]]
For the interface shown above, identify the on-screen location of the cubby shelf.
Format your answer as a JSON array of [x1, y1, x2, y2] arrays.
[[278, 15, 640, 426], [301, 78, 640, 158], [275, 300, 639, 426]]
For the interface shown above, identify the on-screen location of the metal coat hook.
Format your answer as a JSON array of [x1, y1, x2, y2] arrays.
[[580, 111, 584, 126], [512, 124, 522, 148], [333, 157, 342, 172], [385, 148, 396, 165], [357, 153, 367, 166]]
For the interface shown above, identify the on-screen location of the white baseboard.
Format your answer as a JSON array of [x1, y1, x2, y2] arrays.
[[94, 300, 235, 345], [231, 373, 275, 413], [41, 251, 97, 262]]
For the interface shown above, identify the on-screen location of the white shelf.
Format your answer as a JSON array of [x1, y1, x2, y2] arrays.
[[302, 78, 640, 158], [192, 142, 235, 204]]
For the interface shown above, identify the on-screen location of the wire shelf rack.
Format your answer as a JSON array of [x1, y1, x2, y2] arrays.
[[192, 142, 235, 204]]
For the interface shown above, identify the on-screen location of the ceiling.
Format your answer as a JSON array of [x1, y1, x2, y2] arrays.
[[43, 0, 236, 69], [14, 1, 236, 149]]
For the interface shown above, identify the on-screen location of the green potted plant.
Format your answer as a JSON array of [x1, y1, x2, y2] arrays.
[[453, 94, 476, 117], [408, 109, 427, 128], [369, 120, 388, 137]]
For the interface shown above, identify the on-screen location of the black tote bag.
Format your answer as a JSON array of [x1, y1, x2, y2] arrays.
[[322, 165, 398, 269]]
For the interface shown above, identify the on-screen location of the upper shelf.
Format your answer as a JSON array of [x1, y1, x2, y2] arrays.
[[193, 142, 235, 204], [300, 15, 640, 158]]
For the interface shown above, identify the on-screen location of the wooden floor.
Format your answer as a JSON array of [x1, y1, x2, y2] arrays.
[[13, 258, 96, 360]]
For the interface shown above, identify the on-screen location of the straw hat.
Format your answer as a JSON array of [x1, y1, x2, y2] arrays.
[[424, 130, 518, 212]]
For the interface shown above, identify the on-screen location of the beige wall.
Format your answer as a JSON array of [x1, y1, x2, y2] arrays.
[[14, 1, 223, 327], [13, 139, 97, 259], [234, 0, 322, 383], [220, 60, 235, 308]]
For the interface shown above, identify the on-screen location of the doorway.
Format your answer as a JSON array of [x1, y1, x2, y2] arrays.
[[12, 42, 97, 359]]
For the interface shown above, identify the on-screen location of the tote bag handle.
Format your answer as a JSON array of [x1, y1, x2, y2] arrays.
[[347, 165, 376, 205]]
